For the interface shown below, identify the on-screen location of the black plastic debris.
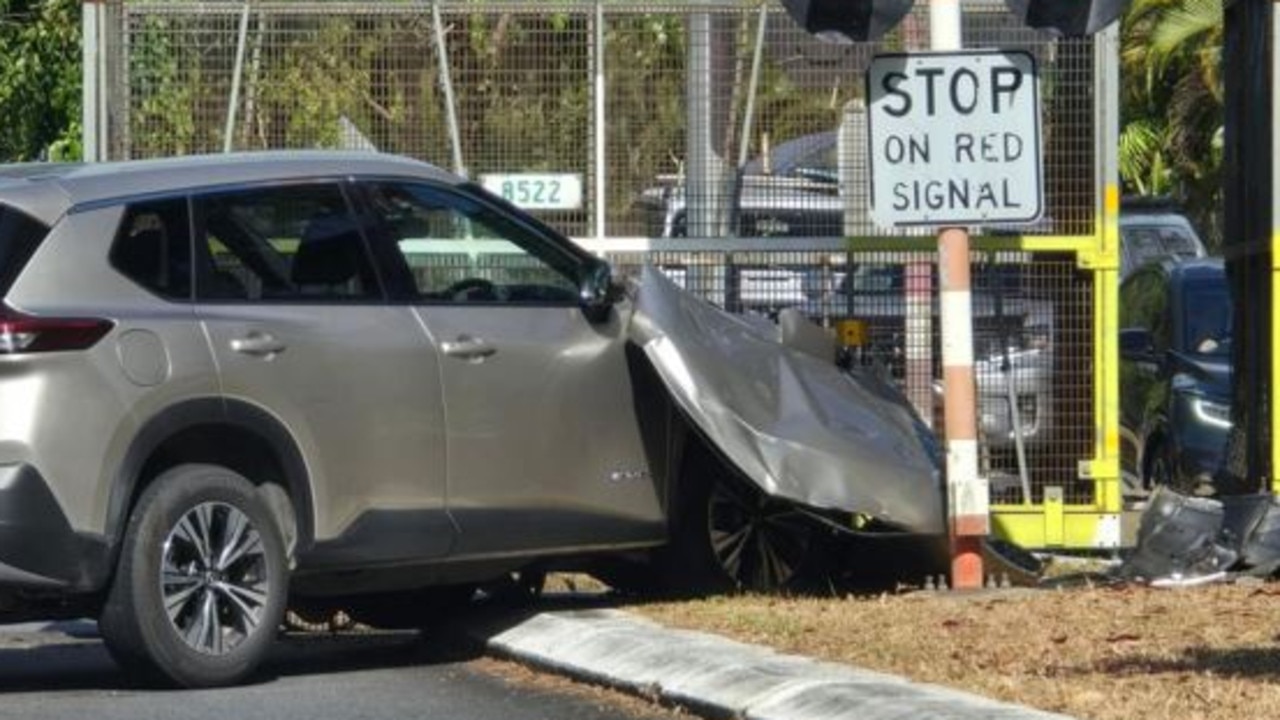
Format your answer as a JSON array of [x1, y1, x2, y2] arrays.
[[1120, 486, 1280, 585], [1222, 494, 1280, 576]]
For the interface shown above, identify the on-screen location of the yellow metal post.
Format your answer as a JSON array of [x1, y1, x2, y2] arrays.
[[1273, 8, 1280, 496], [1273, 239, 1280, 495]]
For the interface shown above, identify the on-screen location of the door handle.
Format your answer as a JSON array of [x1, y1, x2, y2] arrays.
[[441, 334, 497, 361], [230, 331, 287, 357]]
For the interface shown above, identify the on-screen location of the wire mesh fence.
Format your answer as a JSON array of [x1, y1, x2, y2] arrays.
[[604, 248, 1097, 506], [106, 1, 1096, 239], [104, 0, 1107, 513]]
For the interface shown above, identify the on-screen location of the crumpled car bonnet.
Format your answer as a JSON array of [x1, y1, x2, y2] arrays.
[[628, 266, 945, 535]]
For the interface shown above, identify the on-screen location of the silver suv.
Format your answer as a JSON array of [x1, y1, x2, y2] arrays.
[[0, 152, 941, 688]]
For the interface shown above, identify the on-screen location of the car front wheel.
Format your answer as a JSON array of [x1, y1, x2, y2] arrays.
[[704, 474, 817, 591], [99, 464, 288, 688], [661, 442, 822, 594]]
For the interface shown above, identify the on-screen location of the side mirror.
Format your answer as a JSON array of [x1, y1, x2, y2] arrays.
[[1119, 327, 1154, 361], [579, 260, 617, 323]]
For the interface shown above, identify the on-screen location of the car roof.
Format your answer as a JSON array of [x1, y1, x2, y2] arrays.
[[0, 151, 461, 225]]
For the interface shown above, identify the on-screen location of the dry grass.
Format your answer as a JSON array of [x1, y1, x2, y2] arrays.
[[624, 580, 1280, 720]]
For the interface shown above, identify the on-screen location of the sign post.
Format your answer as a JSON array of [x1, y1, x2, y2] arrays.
[[867, 10, 1042, 589]]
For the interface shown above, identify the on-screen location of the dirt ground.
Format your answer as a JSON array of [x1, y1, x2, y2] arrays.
[[623, 577, 1280, 720]]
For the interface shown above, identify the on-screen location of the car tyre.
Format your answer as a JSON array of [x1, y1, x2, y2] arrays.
[[660, 444, 820, 594], [703, 473, 819, 591], [99, 464, 288, 688]]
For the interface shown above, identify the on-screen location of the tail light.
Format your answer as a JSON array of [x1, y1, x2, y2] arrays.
[[0, 304, 114, 354]]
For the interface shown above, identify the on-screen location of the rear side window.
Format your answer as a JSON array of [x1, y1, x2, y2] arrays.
[[110, 198, 193, 300], [0, 205, 52, 296], [193, 183, 379, 302]]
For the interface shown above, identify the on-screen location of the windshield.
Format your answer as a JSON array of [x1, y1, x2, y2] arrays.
[[1124, 224, 1203, 266], [1183, 278, 1231, 357]]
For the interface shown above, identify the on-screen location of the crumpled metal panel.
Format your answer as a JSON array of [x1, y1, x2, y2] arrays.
[[1120, 487, 1237, 583], [1224, 495, 1280, 576], [630, 266, 945, 534]]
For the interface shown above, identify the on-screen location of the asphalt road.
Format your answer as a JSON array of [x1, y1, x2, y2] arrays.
[[0, 624, 672, 720]]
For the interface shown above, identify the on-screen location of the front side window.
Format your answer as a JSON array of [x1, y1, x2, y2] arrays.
[[109, 198, 192, 300], [366, 182, 579, 305], [193, 183, 379, 302]]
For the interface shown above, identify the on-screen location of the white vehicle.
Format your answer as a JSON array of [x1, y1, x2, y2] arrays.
[[1119, 199, 1208, 279]]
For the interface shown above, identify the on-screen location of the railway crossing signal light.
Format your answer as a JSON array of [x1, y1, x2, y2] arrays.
[[779, 0, 1132, 41]]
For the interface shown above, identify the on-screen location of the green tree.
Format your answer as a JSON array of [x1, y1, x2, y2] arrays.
[[0, 0, 81, 161], [1120, 0, 1223, 245]]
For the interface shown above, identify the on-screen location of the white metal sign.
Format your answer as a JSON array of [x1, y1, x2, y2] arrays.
[[866, 51, 1042, 228], [480, 173, 583, 211]]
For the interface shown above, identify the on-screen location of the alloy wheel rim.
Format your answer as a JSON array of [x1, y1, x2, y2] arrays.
[[708, 479, 812, 591], [160, 501, 270, 655]]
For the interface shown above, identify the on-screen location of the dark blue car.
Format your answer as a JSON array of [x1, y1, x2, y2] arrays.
[[1119, 259, 1231, 498]]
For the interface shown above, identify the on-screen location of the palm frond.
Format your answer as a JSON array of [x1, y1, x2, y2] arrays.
[[1119, 119, 1174, 195], [1151, 0, 1222, 57]]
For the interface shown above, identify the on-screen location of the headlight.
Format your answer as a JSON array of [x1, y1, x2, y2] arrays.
[[1190, 397, 1232, 429]]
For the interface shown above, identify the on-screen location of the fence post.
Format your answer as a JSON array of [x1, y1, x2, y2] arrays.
[[594, 1, 607, 240], [432, 2, 466, 178], [82, 0, 104, 162], [222, 2, 252, 153]]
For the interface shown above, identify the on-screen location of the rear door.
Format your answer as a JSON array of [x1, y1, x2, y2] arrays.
[[357, 180, 664, 558], [192, 181, 452, 564]]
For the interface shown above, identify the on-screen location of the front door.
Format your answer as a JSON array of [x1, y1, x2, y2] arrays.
[[359, 180, 664, 558]]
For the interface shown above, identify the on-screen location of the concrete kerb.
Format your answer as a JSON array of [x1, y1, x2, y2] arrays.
[[472, 609, 1077, 720]]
